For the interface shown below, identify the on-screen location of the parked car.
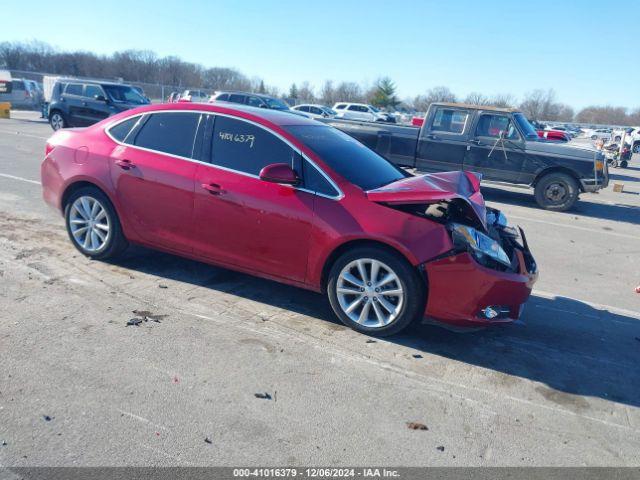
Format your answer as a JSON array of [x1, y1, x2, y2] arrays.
[[0, 78, 40, 110], [625, 127, 640, 153], [584, 128, 612, 141], [179, 89, 209, 103], [323, 102, 608, 211], [211, 91, 289, 110], [41, 102, 537, 336], [210, 91, 310, 118], [48, 79, 151, 130], [0, 70, 11, 95], [537, 130, 570, 142], [333, 102, 395, 123], [291, 104, 336, 119]]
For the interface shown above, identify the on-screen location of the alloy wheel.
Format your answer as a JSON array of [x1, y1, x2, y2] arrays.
[[51, 113, 64, 130], [336, 258, 404, 327], [69, 196, 111, 252]]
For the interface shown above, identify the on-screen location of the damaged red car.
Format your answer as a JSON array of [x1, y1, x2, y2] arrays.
[[41, 103, 537, 336]]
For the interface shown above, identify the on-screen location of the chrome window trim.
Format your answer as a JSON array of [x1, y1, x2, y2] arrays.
[[104, 109, 344, 201]]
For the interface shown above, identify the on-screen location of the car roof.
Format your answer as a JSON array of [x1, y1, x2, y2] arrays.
[[54, 78, 131, 87], [117, 102, 318, 127], [215, 91, 276, 100], [432, 102, 521, 113]]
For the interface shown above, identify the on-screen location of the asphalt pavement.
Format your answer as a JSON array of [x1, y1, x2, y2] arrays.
[[0, 111, 638, 466]]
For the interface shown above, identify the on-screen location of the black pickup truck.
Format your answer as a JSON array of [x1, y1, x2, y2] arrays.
[[324, 102, 608, 210]]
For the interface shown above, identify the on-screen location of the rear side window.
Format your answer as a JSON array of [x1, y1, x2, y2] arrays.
[[228, 94, 245, 104], [84, 85, 103, 99], [335, 104, 346, 110], [246, 96, 263, 107], [430, 108, 468, 134], [134, 112, 201, 158], [211, 116, 293, 175], [108, 116, 141, 143], [65, 83, 83, 96]]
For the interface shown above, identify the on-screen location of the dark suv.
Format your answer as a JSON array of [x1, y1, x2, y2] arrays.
[[48, 79, 150, 130]]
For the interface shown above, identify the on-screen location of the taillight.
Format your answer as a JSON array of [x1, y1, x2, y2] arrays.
[[45, 142, 55, 157]]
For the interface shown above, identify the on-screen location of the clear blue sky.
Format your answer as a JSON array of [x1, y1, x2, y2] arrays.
[[3, 0, 637, 110]]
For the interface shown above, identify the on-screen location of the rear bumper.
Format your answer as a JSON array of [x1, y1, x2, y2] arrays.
[[423, 250, 538, 328]]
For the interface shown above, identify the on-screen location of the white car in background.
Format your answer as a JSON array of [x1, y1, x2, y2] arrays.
[[625, 127, 640, 153], [332, 102, 394, 122], [291, 104, 336, 119], [584, 128, 612, 141], [180, 89, 210, 103]]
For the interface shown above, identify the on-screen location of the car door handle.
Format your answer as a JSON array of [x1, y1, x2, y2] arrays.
[[470, 139, 484, 146], [426, 134, 439, 140], [82, 101, 88, 106], [201, 183, 226, 195], [115, 159, 136, 170]]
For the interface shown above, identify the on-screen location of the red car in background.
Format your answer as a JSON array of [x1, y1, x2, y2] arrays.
[[41, 103, 537, 336], [537, 130, 570, 142]]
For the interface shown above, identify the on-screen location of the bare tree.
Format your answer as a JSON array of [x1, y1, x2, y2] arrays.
[[413, 86, 457, 111], [464, 92, 490, 105], [488, 94, 516, 108], [575, 106, 629, 125]]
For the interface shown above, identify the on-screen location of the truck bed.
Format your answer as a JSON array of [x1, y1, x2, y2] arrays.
[[319, 117, 420, 168]]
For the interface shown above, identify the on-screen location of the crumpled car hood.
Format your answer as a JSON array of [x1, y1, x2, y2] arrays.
[[366, 171, 487, 229]]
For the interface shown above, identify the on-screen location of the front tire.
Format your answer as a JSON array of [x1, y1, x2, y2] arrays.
[[64, 187, 128, 260], [50, 111, 66, 131], [327, 247, 425, 336], [621, 160, 628, 168], [534, 172, 580, 211]]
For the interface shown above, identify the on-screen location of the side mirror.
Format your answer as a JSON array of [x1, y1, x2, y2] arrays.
[[94, 94, 107, 102], [259, 163, 299, 185]]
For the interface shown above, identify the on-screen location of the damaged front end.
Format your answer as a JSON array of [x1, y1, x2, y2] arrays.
[[367, 171, 538, 326]]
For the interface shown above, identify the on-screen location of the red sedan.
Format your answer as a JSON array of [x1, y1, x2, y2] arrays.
[[41, 103, 537, 336]]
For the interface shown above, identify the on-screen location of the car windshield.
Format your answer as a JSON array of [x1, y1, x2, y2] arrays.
[[369, 105, 380, 113], [323, 107, 337, 115], [264, 97, 290, 110], [513, 113, 539, 140], [103, 85, 149, 105], [285, 125, 407, 191]]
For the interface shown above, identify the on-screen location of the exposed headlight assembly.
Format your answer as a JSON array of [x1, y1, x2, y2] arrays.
[[449, 223, 512, 267]]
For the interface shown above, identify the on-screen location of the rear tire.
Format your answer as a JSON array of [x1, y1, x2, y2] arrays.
[[621, 160, 628, 168], [64, 186, 128, 260], [327, 246, 425, 337], [534, 172, 580, 211]]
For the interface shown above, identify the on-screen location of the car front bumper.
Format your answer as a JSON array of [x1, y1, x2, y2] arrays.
[[423, 249, 538, 328]]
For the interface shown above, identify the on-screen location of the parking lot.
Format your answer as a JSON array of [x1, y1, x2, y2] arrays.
[[0, 111, 639, 466]]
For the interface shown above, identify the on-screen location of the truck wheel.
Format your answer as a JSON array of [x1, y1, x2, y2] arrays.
[[534, 173, 579, 211], [327, 246, 425, 337], [50, 111, 66, 131]]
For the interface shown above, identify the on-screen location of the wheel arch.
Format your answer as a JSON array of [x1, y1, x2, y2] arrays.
[[319, 238, 427, 294], [61, 180, 118, 214], [532, 166, 583, 192]]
